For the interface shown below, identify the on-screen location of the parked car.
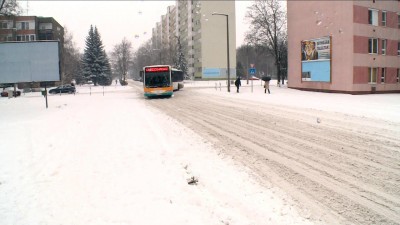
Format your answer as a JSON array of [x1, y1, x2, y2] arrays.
[[1, 87, 22, 97], [49, 85, 76, 94]]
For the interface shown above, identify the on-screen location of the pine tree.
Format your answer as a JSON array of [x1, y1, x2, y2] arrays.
[[173, 37, 189, 79], [81, 25, 112, 86], [82, 25, 95, 83], [98, 50, 112, 86]]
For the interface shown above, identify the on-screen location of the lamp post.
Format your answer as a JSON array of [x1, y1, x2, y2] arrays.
[[246, 44, 250, 85], [212, 12, 230, 92]]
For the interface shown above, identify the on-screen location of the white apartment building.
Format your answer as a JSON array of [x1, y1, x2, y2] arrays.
[[151, 0, 236, 80]]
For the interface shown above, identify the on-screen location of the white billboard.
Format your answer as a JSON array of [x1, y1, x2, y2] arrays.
[[0, 41, 60, 83]]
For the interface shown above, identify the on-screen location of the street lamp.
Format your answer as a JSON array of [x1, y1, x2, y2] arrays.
[[212, 12, 230, 92], [152, 49, 161, 65], [246, 43, 250, 85]]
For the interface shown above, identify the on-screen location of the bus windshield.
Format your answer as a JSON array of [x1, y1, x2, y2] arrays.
[[144, 72, 170, 88]]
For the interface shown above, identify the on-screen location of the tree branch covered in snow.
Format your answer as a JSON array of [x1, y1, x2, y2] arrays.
[[0, 0, 22, 16]]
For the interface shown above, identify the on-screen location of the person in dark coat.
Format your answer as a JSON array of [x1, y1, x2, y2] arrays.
[[235, 77, 241, 93]]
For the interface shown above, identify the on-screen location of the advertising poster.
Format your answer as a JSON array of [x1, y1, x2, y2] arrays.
[[202, 68, 236, 79], [301, 36, 331, 82]]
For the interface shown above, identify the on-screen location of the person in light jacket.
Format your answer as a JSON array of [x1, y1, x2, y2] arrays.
[[264, 80, 270, 94]]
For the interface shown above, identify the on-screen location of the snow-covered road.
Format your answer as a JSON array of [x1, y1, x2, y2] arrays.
[[131, 81, 400, 225]]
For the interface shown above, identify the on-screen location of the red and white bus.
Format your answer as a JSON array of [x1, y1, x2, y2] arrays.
[[143, 65, 184, 97], [143, 65, 173, 97]]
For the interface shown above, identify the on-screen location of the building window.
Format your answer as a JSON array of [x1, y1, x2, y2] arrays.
[[382, 39, 386, 55], [0, 21, 8, 29], [368, 9, 378, 26], [16, 34, 35, 42], [368, 67, 377, 83], [369, 38, 378, 54], [398, 14, 400, 28], [381, 68, 386, 83], [22, 22, 29, 30], [381, 11, 386, 26], [398, 41, 400, 56], [39, 23, 53, 30], [397, 69, 400, 83], [16, 21, 30, 30]]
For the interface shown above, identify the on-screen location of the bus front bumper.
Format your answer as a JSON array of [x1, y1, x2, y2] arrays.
[[144, 91, 173, 97]]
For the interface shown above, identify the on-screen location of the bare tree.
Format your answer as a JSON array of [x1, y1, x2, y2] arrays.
[[132, 40, 157, 77], [173, 36, 188, 79], [0, 0, 22, 16], [0, 0, 5, 12], [111, 37, 133, 83], [62, 27, 82, 84], [245, 0, 287, 84], [236, 44, 276, 82]]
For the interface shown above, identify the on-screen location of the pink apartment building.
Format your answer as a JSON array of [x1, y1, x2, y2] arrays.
[[287, 0, 400, 94]]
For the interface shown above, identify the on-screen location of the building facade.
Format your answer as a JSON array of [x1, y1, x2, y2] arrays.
[[0, 16, 63, 44], [287, 1, 400, 93], [150, 0, 236, 80]]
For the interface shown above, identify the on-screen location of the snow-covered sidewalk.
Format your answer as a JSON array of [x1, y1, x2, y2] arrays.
[[184, 79, 400, 123]]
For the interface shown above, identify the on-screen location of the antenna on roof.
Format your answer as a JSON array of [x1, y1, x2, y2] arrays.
[[26, 0, 29, 15]]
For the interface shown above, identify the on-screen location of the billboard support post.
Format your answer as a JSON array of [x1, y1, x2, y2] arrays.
[[44, 83, 48, 109]]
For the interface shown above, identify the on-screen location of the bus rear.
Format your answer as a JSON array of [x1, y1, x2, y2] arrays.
[[143, 65, 173, 97]]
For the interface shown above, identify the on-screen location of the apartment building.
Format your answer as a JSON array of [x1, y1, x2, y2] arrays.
[[287, 1, 400, 93], [168, 5, 178, 49], [0, 16, 63, 44], [151, 0, 236, 80]]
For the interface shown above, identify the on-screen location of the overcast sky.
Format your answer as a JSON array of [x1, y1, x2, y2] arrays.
[[24, 1, 252, 53]]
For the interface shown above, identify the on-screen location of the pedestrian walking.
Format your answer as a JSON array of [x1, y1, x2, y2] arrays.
[[235, 76, 241, 93], [264, 80, 270, 94]]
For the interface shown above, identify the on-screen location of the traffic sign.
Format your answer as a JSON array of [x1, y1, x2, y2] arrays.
[[249, 68, 256, 75]]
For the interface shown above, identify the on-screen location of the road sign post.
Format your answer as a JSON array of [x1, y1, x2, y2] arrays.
[[249, 67, 256, 93]]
